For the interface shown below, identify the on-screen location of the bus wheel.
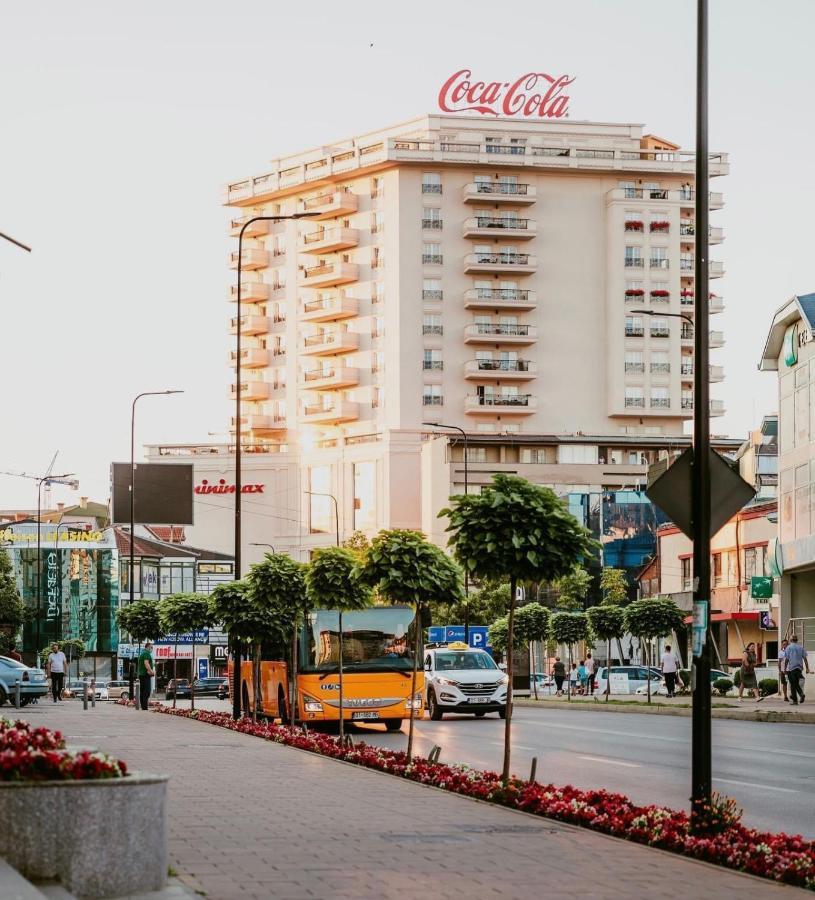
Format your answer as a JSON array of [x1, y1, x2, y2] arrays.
[[384, 719, 402, 732], [241, 683, 250, 716], [278, 687, 290, 725]]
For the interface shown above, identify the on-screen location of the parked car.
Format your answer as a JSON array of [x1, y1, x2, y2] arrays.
[[64, 679, 109, 701], [529, 673, 555, 692], [0, 656, 48, 706], [192, 677, 230, 697], [594, 665, 662, 695], [165, 679, 191, 700], [635, 668, 730, 696], [216, 678, 230, 700], [105, 680, 132, 701]]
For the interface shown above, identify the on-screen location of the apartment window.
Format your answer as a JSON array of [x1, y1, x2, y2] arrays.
[[274, 268, 287, 289], [557, 444, 598, 464], [620, 180, 642, 199], [373, 281, 385, 304], [422, 385, 443, 406], [422, 314, 443, 336], [371, 316, 384, 338], [423, 243, 442, 265], [625, 387, 645, 408], [371, 210, 384, 234], [465, 447, 488, 463], [650, 247, 669, 269], [625, 351, 644, 373], [650, 317, 670, 338], [713, 552, 723, 586], [509, 137, 527, 155], [422, 208, 442, 230], [423, 349, 443, 370], [625, 246, 643, 268], [626, 280, 644, 294], [371, 387, 384, 409], [682, 390, 693, 410], [625, 316, 644, 337], [520, 447, 554, 464], [422, 173, 442, 194], [422, 278, 443, 301], [353, 462, 376, 531], [370, 176, 384, 199], [680, 253, 694, 272], [372, 351, 384, 374], [309, 466, 332, 534], [651, 351, 670, 373], [681, 557, 692, 590], [651, 387, 670, 408], [371, 246, 384, 269], [485, 136, 502, 154], [744, 546, 767, 582]]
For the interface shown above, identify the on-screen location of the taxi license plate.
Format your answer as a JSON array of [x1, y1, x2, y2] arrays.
[[468, 697, 490, 704], [351, 711, 380, 720]]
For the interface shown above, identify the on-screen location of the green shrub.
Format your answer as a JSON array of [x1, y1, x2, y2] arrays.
[[713, 677, 733, 696], [678, 669, 691, 693], [759, 677, 779, 697], [732, 667, 741, 688]]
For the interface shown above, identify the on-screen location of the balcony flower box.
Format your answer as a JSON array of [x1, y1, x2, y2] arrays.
[[624, 220, 644, 232], [681, 290, 694, 298], [624, 289, 645, 297], [650, 289, 670, 299], [650, 221, 670, 232]]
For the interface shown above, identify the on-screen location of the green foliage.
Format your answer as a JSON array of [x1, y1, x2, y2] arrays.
[[624, 597, 685, 639], [679, 669, 691, 688], [553, 566, 592, 610], [600, 568, 630, 606], [429, 580, 510, 627], [513, 603, 551, 645], [306, 547, 373, 612], [0, 549, 25, 650], [38, 639, 85, 667], [356, 529, 463, 608], [208, 581, 270, 646], [732, 667, 741, 688], [117, 599, 162, 643], [247, 553, 310, 642], [488, 617, 515, 654], [441, 474, 594, 584], [759, 677, 778, 697], [586, 604, 626, 641], [550, 611, 590, 646], [158, 593, 213, 637], [342, 531, 371, 558], [713, 677, 733, 696]]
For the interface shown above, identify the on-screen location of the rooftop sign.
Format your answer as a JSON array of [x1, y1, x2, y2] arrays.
[[438, 69, 574, 119]]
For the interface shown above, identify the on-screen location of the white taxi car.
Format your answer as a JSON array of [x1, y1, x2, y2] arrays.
[[424, 643, 508, 720]]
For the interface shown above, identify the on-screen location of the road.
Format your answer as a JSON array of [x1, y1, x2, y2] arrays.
[[169, 696, 815, 838]]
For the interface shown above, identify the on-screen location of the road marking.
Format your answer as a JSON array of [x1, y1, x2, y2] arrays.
[[715, 778, 798, 794], [578, 755, 641, 768], [523, 720, 685, 744]]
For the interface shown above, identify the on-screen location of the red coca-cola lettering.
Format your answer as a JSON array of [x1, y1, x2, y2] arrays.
[[438, 69, 574, 118], [194, 479, 264, 495]]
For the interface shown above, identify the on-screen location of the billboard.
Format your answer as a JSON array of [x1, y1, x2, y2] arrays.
[[110, 463, 194, 525]]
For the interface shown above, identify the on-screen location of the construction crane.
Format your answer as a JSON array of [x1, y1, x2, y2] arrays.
[[0, 452, 79, 511]]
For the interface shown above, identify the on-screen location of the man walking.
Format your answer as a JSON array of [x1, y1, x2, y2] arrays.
[[585, 652, 596, 695], [660, 643, 680, 698], [46, 642, 67, 703], [778, 639, 790, 702], [785, 635, 810, 706], [138, 641, 155, 710]]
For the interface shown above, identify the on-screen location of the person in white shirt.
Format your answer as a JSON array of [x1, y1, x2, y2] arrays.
[[584, 653, 596, 695], [46, 643, 68, 703], [660, 644, 680, 698]]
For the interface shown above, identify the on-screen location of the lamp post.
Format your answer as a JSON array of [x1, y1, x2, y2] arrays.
[[303, 491, 340, 548], [424, 422, 470, 643], [129, 390, 183, 705], [249, 542, 276, 554]]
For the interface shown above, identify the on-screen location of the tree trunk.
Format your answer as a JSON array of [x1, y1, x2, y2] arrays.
[[530, 641, 538, 700], [190, 637, 196, 711], [405, 604, 422, 761], [172, 634, 178, 709], [501, 577, 517, 784], [605, 637, 611, 701], [252, 643, 261, 723], [290, 619, 298, 726], [338, 610, 345, 742], [567, 643, 572, 701], [646, 640, 652, 705], [616, 636, 627, 666]]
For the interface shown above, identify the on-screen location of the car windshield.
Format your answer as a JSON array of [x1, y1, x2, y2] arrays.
[[434, 652, 498, 671]]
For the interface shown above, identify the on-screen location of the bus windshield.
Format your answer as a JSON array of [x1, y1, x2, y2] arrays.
[[300, 606, 417, 674]]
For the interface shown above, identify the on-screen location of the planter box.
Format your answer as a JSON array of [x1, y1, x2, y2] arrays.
[[0, 772, 167, 898]]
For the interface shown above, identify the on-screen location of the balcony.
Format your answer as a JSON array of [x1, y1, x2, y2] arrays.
[[301, 399, 359, 425], [464, 288, 536, 311], [650, 363, 671, 375], [229, 248, 269, 270], [229, 381, 270, 401], [710, 295, 725, 314], [625, 326, 645, 337], [680, 363, 694, 378], [464, 323, 537, 345], [465, 394, 537, 415], [710, 399, 726, 416], [626, 362, 645, 373], [624, 258, 644, 268], [649, 258, 670, 270], [709, 365, 725, 383], [462, 217, 536, 240], [463, 252, 536, 275], [230, 315, 271, 336], [301, 294, 359, 323], [625, 397, 645, 408], [300, 189, 358, 220], [463, 359, 537, 381], [301, 329, 359, 356], [709, 192, 724, 210], [300, 261, 359, 288], [229, 281, 270, 303], [650, 326, 670, 338], [300, 227, 359, 254], [301, 365, 359, 390], [710, 260, 725, 278], [230, 414, 285, 434], [229, 216, 270, 238], [228, 347, 269, 368], [709, 330, 725, 348], [681, 327, 694, 343], [462, 182, 536, 204], [650, 398, 671, 409]]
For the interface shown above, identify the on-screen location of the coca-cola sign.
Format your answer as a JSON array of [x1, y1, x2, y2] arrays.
[[438, 69, 574, 118]]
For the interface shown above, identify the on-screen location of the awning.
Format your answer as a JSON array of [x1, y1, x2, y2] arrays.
[[682, 611, 760, 625]]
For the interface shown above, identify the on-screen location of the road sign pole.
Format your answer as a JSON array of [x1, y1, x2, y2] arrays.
[[691, 0, 713, 833]]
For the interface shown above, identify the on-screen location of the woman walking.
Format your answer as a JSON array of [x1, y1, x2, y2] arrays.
[[552, 657, 566, 696], [739, 641, 759, 701]]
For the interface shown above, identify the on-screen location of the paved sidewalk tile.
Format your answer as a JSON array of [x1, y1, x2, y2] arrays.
[[12, 703, 808, 900]]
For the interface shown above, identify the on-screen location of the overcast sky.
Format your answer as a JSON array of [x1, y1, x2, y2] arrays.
[[1, 0, 811, 508]]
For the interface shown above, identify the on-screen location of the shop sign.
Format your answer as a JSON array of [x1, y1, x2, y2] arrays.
[[45, 552, 59, 622], [750, 576, 773, 601], [195, 479, 264, 495], [0, 527, 104, 544], [156, 630, 209, 645], [438, 70, 574, 118], [154, 645, 194, 661], [210, 645, 230, 663]]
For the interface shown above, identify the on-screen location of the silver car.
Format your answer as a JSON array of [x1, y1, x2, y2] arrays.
[[0, 656, 48, 706]]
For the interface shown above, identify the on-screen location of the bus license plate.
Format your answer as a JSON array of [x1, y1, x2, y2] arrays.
[[351, 711, 380, 720], [468, 697, 490, 704]]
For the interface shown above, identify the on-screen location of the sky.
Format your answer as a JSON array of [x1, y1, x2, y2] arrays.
[[1, 0, 812, 508]]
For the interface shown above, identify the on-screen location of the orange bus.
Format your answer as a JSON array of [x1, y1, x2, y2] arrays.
[[236, 605, 423, 731]]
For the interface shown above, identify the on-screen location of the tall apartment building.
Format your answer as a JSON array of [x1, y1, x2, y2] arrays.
[[148, 114, 729, 566]]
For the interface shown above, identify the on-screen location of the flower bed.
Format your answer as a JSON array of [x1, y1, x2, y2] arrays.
[[0, 717, 127, 781], [154, 705, 815, 891]]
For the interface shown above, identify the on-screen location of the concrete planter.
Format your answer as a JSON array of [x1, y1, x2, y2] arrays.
[[0, 772, 168, 898]]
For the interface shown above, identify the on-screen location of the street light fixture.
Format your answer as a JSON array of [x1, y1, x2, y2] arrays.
[[249, 542, 276, 554]]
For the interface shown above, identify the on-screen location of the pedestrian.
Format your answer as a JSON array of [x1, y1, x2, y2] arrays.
[[45, 642, 67, 703], [569, 661, 579, 695], [138, 641, 156, 710], [660, 643, 680, 698], [577, 660, 587, 695], [585, 652, 596, 695], [784, 634, 810, 706], [778, 639, 790, 702], [738, 641, 759, 701], [552, 656, 566, 696], [8, 646, 22, 663]]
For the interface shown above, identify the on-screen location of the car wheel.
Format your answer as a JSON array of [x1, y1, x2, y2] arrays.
[[0, 687, 7, 707], [474, 711, 486, 718], [428, 690, 443, 721], [384, 719, 403, 732], [498, 705, 507, 719], [121, 691, 130, 701], [20, 697, 31, 707]]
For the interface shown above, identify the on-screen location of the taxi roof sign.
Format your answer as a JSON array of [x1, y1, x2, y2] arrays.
[[446, 641, 470, 650]]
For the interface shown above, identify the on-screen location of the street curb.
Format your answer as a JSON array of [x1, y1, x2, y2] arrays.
[[513, 698, 815, 724]]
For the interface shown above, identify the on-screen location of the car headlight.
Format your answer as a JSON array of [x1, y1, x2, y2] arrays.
[[436, 677, 460, 687], [303, 697, 323, 713], [498, 674, 509, 685]]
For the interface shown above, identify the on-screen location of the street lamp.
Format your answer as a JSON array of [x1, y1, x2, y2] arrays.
[[250, 542, 276, 554], [303, 491, 340, 548], [423, 422, 470, 643]]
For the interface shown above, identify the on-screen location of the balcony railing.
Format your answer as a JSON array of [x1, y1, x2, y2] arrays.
[[421, 219, 443, 229], [650, 327, 670, 338], [471, 324, 530, 336], [650, 258, 670, 269], [473, 252, 530, 265], [682, 398, 694, 409], [625, 397, 645, 408], [681, 364, 694, 376], [650, 363, 671, 373], [625, 326, 645, 337], [474, 288, 529, 302], [422, 183, 442, 194], [422, 253, 443, 264], [681, 327, 694, 340], [650, 398, 671, 408], [422, 395, 444, 406], [473, 359, 531, 372], [472, 182, 529, 196], [423, 360, 444, 370], [625, 362, 645, 373], [468, 394, 533, 407], [422, 289, 443, 300], [625, 258, 644, 268], [422, 325, 443, 335]]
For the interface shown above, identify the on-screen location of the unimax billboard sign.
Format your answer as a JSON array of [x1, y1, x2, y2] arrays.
[[438, 70, 574, 118]]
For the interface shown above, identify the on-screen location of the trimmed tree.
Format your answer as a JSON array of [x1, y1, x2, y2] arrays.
[[356, 529, 463, 760], [305, 547, 373, 740], [0, 548, 25, 657], [158, 593, 212, 710], [624, 598, 686, 704], [442, 474, 594, 782], [586, 605, 625, 701], [600, 567, 630, 663], [553, 566, 592, 611], [550, 612, 590, 701], [514, 603, 551, 699], [117, 599, 162, 708]]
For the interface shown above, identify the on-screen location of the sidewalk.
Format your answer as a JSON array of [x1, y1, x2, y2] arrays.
[[11, 702, 809, 900]]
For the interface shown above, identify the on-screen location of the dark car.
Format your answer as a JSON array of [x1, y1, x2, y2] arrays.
[[193, 677, 229, 698], [216, 678, 230, 700], [165, 679, 190, 700]]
